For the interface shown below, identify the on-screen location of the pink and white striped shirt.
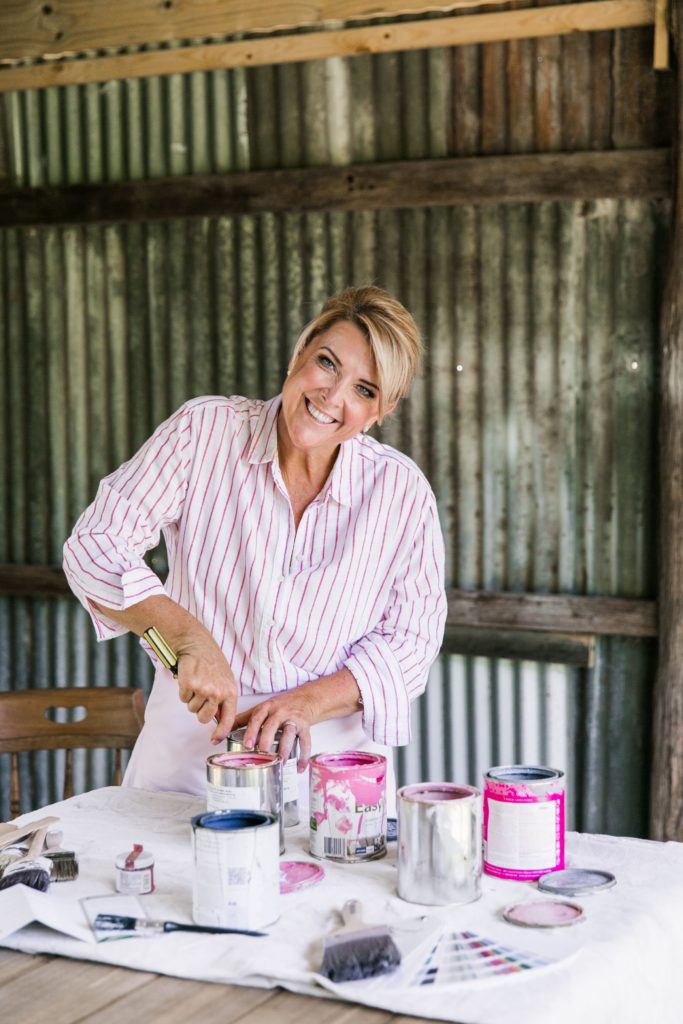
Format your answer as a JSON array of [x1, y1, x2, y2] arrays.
[[63, 395, 446, 746]]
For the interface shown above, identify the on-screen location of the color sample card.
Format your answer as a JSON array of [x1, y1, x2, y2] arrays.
[[410, 929, 552, 986]]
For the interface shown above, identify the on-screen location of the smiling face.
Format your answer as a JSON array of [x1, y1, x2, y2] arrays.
[[278, 320, 395, 462]]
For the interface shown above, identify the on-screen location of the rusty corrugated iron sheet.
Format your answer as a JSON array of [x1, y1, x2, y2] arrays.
[[0, 25, 669, 831]]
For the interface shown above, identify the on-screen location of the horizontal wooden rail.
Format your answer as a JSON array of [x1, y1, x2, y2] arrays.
[[0, 1, 655, 93], [446, 589, 657, 637], [442, 625, 597, 666], [0, 149, 670, 228], [0, 564, 658, 638], [0, 0, 542, 62]]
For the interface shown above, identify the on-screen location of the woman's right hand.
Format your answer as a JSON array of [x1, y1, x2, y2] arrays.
[[175, 636, 238, 743], [90, 595, 238, 743]]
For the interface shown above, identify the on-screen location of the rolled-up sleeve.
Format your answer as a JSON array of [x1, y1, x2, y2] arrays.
[[344, 488, 447, 746], [62, 405, 193, 639]]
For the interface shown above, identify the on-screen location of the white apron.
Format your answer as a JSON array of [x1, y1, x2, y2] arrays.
[[123, 668, 397, 815]]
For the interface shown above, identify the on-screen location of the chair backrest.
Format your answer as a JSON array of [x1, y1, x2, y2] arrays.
[[0, 687, 144, 817]]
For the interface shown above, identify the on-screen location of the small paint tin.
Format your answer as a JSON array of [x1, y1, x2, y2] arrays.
[[397, 783, 482, 906], [114, 845, 155, 894], [483, 765, 565, 880], [309, 751, 387, 862], [206, 751, 284, 853], [191, 810, 280, 930], [228, 725, 299, 827]]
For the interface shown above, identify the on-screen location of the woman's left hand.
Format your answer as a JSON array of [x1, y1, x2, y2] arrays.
[[232, 692, 317, 772]]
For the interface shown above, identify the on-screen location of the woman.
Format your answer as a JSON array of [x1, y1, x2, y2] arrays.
[[63, 286, 447, 808]]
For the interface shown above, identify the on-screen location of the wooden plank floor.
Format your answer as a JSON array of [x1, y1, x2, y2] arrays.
[[0, 950, 443, 1024]]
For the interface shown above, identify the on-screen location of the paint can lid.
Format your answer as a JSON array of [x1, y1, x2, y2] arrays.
[[537, 868, 616, 896], [503, 899, 584, 928], [279, 860, 325, 894]]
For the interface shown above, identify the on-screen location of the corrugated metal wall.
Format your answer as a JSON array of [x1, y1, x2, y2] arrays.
[[0, 21, 670, 832]]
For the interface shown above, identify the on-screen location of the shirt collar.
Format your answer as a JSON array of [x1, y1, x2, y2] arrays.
[[247, 395, 281, 465], [247, 394, 371, 508]]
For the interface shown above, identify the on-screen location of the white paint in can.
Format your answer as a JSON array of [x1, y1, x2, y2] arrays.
[[191, 810, 280, 931]]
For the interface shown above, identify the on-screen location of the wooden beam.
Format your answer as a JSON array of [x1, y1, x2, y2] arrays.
[[0, 564, 72, 598], [446, 589, 657, 637], [0, 1, 655, 93], [0, 564, 656, 639], [0, 149, 670, 228], [0, 0, 532, 63], [442, 625, 597, 666], [654, 0, 670, 70], [651, 10, 683, 842]]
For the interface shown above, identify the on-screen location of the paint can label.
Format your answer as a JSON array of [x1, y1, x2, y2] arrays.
[[192, 811, 280, 930], [309, 751, 387, 862], [483, 766, 565, 880], [206, 782, 260, 812]]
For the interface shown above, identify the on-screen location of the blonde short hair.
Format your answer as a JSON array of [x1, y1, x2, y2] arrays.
[[288, 286, 423, 422]]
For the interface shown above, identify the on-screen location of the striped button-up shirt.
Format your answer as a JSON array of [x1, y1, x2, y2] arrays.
[[63, 395, 447, 746]]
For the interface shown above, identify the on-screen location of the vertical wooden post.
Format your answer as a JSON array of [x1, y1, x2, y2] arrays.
[[651, 8, 683, 840]]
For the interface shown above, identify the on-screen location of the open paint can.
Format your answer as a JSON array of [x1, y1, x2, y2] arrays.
[[191, 810, 280, 930], [309, 751, 387, 862], [228, 726, 299, 827], [206, 751, 284, 853], [397, 783, 482, 906], [483, 765, 565, 880]]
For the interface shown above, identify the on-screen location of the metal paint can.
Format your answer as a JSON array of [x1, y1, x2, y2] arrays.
[[191, 810, 280, 930], [397, 783, 482, 906], [309, 751, 387, 862], [206, 751, 284, 853], [483, 765, 565, 880], [228, 726, 299, 827]]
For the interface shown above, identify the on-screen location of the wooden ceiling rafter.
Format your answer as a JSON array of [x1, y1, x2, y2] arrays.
[[0, 0, 657, 93]]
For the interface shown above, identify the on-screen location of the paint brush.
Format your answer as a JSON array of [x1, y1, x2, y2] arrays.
[[0, 825, 52, 892], [320, 899, 401, 983], [44, 829, 79, 882], [94, 913, 267, 937]]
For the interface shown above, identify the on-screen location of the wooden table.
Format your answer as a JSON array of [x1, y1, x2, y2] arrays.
[[1, 948, 437, 1024]]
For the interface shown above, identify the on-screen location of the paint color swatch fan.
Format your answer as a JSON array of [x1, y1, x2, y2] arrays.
[[409, 930, 553, 986]]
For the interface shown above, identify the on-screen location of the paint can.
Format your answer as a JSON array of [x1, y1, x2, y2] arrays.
[[228, 726, 299, 827], [397, 783, 482, 906], [114, 844, 155, 895], [191, 810, 280, 930], [483, 765, 565, 880], [309, 751, 387, 862], [206, 751, 284, 853]]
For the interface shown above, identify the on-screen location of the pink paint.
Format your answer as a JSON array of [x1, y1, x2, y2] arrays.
[[504, 900, 583, 928], [309, 751, 387, 862], [279, 860, 325, 894], [211, 753, 278, 768], [483, 766, 565, 881]]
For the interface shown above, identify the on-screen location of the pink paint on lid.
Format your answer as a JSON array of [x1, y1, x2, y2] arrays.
[[279, 860, 325, 894], [503, 900, 584, 928]]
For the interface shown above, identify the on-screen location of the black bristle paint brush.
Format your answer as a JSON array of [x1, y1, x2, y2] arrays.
[[320, 899, 402, 983], [94, 913, 267, 937], [0, 825, 52, 892], [44, 829, 79, 882]]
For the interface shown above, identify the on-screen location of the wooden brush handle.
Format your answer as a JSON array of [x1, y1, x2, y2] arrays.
[[0, 816, 59, 851], [340, 899, 367, 929], [26, 825, 49, 860]]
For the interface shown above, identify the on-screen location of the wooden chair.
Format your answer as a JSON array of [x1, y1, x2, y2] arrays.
[[0, 687, 145, 817]]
